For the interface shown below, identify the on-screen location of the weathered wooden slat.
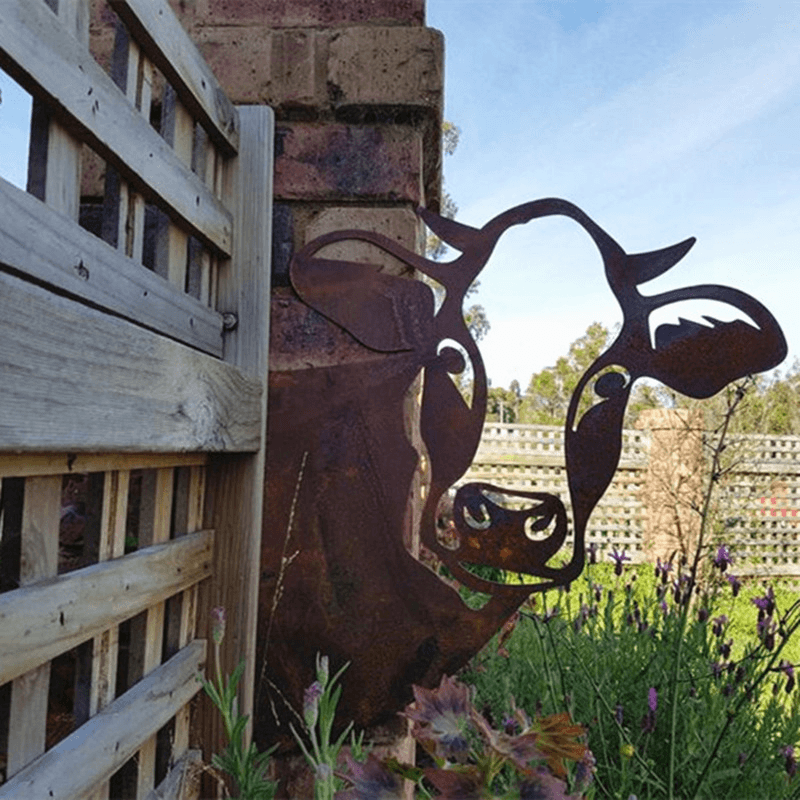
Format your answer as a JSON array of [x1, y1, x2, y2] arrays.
[[0, 640, 206, 800], [133, 468, 173, 799], [0, 270, 262, 452], [0, 452, 208, 480], [6, 476, 62, 778], [143, 749, 202, 800], [0, 176, 223, 355], [0, 530, 213, 686], [200, 106, 274, 759], [0, 0, 233, 256], [109, 0, 238, 157]]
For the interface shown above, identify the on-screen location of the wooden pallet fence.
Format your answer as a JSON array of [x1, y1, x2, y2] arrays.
[[0, 0, 273, 796]]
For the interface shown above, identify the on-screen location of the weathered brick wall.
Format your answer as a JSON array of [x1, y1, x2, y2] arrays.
[[171, 0, 444, 281]]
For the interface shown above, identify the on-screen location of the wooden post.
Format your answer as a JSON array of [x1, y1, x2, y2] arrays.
[[199, 105, 273, 768]]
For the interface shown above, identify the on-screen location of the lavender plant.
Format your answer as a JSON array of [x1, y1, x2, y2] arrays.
[[464, 383, 800, 799], [198, 607, 278, 799]]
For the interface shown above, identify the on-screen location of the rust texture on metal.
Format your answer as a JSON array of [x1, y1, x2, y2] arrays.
[[256, 198, 786, 743]]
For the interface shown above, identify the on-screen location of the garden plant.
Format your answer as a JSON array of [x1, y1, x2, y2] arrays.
[[464, 382, 800, 799]]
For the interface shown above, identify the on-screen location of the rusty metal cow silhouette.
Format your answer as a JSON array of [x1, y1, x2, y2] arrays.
[[255, 198, 786, 743]]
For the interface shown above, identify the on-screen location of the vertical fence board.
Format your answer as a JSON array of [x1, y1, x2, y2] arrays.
[[133, 468, 173, 799], [6, 476, 61, 778], [200, 107, 273, 763]]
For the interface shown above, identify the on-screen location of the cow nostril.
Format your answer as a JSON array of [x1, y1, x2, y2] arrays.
[[463, 503, 491, 530]]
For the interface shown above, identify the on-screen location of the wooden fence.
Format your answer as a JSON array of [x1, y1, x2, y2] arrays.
[[0, 0, 272, 797], [464, 422, 800, 575]]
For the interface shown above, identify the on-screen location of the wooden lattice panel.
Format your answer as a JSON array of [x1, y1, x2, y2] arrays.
[[0, 455, 211, 798]]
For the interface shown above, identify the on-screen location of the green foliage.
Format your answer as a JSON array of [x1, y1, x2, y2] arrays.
[[199, 612, 278, 800], [290, 654, 354, 800], [518, 322, 612, 425], [465, 389, 800, 798]]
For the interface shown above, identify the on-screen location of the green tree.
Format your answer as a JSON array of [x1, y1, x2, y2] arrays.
[[519, 322, 612, 425]]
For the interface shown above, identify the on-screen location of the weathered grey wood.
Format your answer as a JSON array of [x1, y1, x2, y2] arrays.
[[200, 106, 274, 757], [0, 529, 213, 686], [0, 0, 233, 256], [0, 176, 223, 355], [0, 452, 207, 479], [6, 476, 62, 778], [0, 270, 262, 452], [109, 0, 238, 157], [0, 640, 206, 800], [143, 749, 202, 800]]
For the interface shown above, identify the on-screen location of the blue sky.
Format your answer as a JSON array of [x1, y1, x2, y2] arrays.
[[2, 1, 798, 392], [427, 0, 800, 389]]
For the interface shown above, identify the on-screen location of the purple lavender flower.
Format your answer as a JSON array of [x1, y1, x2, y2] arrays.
[[719, 639, 732, 659], [210, 606, 226, 645], [655, 557, 673, 585], [609, 547, 631, 576], [781, 745, 798, 779], [593, 583, 603, 603], [303, 680, 323, 728], [713, 545, 734, 572], [753, 586, 776, 618], [781, 660, 796, 694], [648, 687, 658, 712], [698, 607, 709, 623], [712, 661, 724, 679], [587, 541, 599, 565], [726, 574, 741, 597], [712, 615, 728, 637], [758, 617, 777, 650]]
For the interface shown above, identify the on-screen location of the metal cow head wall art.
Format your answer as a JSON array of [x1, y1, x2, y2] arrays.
[[255, 198, 786, 744]]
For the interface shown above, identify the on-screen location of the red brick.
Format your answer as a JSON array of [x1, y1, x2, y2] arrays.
[[326, 26, 443, 110], [194, 27, 324, 108], [196, 0, 424, 28], [274, 123, 423, 203]]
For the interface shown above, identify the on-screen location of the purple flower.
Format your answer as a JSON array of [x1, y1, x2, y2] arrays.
[[753, 586, 776, 619], [338, 754, 406, 800], [713, 545, 734, 572], [758, 617, 777, 651], [210, 606, 226, 645], [593, 583, 603, 603], [404, 675, 472, 760], [781, 660, 796, 693], [574, 604, 591, 633], [719, 639, 732, 659], [303, 680, 323, 728], [712, 615, 728, 637], [698, 607, 709, 623], [609, 547, 631, 576], [648, 687, 658, 713], [655, 557, 673, 584], [712, 661, 724, 679], [587, 541, 599, 565], [726, 574, 742, 597], [781, 745, 798, 779]]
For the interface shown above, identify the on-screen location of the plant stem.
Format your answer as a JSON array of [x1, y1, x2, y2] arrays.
[[668, 386, 744, 799]]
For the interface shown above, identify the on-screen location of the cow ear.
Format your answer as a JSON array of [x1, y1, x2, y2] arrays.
[[628, 237, 695, 285], [291, 251, 435, 352], [417, 206, 481, 253]]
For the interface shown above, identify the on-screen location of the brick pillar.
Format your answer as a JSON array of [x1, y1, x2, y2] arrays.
[[176, 2, 441, 796], [636, 408, 704, 563]]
